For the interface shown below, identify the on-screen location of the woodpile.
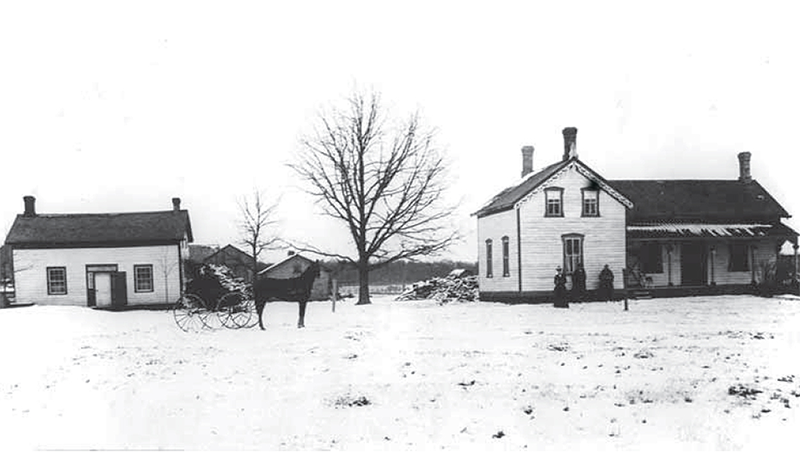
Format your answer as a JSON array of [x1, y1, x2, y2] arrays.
[[396, 275, 479, 303]]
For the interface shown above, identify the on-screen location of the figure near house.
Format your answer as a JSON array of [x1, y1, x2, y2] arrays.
[[553, 267, 568, 308]]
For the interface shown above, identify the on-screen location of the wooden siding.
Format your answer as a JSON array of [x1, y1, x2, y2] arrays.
[[476, 209, 519, 293], [13, 245, 181, 306], [712, 239, 778, 285], [261, 255, 332, 300], [517, 167, 627, 291]]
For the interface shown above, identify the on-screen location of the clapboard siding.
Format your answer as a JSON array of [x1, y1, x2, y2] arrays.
[[712, 239, 777, 285], [477, 209, 518, 292], [13, 245, 181, 306], [517, 166, 627, 291]]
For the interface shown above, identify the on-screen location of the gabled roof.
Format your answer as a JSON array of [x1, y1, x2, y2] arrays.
[[5, 210, 193, 247], [258, 252, 330, 276], [204, 244, 270, 271], [204, 244, 251, 263], [609, 179, 791, 223], [474, 157, 633, 218]]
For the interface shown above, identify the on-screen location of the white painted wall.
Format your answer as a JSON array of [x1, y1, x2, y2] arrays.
[[477, 209, 518, 292], [711, 239, 779, 285], [518, 166, 627, 291], [477, 164, 628, 294], [13, 245, 182, 306]]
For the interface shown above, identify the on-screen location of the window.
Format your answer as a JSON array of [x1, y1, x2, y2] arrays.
[[729, 243, 749, 272], [545, 188, 563, 217], [582, 189, 599, 217], [639, 243, 663, 274], [562, 235, 584, 274], [134, 265, 154, 293], [47, 267, 67, 295], [502, 236, 510, 277], [485, 239, 493, 278]]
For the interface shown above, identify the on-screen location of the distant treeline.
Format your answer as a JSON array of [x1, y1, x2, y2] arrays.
[[324, 260, 477, 285]]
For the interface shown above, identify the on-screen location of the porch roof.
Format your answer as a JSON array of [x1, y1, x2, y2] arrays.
[[627, 222, 798, 243]]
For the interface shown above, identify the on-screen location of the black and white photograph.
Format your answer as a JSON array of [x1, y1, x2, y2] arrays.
[[1, 1, 799, 450]]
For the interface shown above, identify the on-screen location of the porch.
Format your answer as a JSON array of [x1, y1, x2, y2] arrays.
[[625, 222, 799, 295]]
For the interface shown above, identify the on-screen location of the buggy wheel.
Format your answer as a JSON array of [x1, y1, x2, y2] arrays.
[[242, 298, 258, 328], [173, 294, 206, 332], [217, 292, 251, 329], [200, 306, 223, 329]]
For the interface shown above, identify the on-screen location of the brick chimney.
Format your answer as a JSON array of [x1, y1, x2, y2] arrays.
[[521, 145, 534, 178], [562, 127, 577, 161], [737, 152, 752, 182], [23, 196, 36, 217], [172, 197, 181, 211]]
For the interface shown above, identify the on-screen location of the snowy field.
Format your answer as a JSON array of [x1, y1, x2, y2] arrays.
[[2, 295, 799, 451]]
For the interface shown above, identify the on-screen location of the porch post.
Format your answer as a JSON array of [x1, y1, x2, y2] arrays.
[[794, 243, 798, 291], [666, 244, 673, 286], [709, 245, 716, 286]]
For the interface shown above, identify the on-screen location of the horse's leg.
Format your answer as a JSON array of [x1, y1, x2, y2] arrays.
[[297, 300, 307, 328], [256, 300, 266, 330]]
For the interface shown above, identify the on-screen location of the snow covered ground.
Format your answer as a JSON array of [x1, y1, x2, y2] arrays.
[[1, 295, 799, 451]]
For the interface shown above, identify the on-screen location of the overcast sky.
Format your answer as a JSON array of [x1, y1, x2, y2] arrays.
[[1, 1, 798, 262]]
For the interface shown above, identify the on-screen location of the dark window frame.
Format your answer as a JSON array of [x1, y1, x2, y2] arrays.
[[47, 266, 67, 295], [561, 234, 584, 275], [728, 243, 749, 272], [133, 264, 154, 293], [501, 236, 510, 277], [581, 188, 600, 217], [544, 187, 564, 217], [485, 239, 493, 278]]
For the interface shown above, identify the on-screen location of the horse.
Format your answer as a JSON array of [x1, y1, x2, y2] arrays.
[[252, 260, 320, 329]]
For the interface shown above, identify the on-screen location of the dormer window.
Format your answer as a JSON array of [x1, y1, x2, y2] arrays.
[[582, 189, 599, 217], [545, 187, 564, 217]]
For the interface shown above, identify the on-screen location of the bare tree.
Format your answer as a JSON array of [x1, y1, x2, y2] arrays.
[[160, 247, 180, 303], [291, 90, 460, 305], [238, 189, 281, 282]]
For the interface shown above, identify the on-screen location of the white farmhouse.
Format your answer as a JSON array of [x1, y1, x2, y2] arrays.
[[475, 127, 798, 302], [4, 196, 193, 308]]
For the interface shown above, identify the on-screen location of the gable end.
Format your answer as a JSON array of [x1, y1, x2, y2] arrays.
[[514, 160, 633, 211]]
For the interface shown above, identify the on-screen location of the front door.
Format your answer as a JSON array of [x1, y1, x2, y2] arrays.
[[681, 242, 707, 286], [95, 273, 113, 307]]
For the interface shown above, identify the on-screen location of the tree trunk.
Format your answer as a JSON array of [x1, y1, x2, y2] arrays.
[[356, 259, 371, 305]]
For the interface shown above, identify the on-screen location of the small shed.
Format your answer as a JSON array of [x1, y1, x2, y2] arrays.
[[258, 252, 334, 300], [203, 244, 268, 284]]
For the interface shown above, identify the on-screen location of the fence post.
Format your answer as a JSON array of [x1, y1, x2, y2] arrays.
[[622, 268, 629, 311], [332, 279, 338, 313]]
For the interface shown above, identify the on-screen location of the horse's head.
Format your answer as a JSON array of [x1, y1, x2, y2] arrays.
[[310, 260, 321, 279]]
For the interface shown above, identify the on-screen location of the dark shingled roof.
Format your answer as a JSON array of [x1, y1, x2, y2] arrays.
[[608, 180, 790, 223], [5, 210, 193, 247], [474, 159, 571, 217]]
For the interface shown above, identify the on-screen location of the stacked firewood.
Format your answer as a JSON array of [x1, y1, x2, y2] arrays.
[[396, 275, 479, 303]]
